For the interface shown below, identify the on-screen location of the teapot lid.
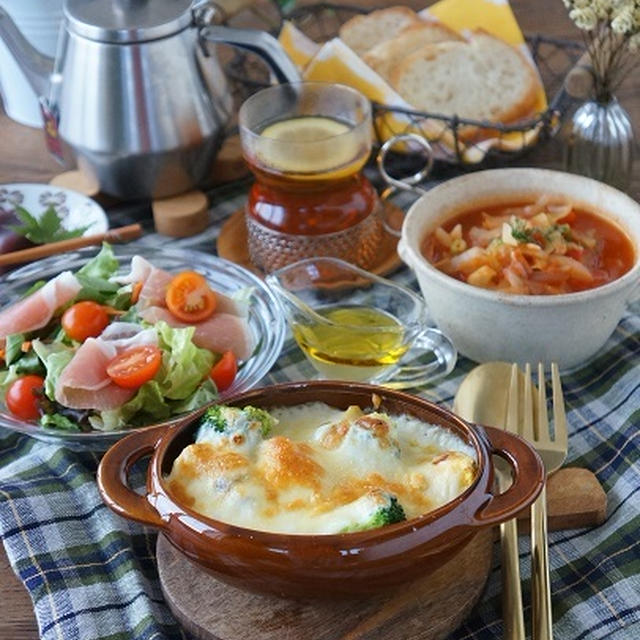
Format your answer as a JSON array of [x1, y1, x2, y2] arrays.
[[64, 0, 193, 43]]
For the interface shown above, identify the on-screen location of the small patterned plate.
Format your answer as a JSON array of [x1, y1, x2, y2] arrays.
[[0, 182, 108, 237]]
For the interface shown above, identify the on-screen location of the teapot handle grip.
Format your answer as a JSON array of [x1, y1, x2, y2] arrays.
[[199, 25, 301, 85]]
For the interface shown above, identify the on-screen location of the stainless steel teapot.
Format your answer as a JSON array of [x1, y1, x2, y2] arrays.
[[0, 0, 300, 199]]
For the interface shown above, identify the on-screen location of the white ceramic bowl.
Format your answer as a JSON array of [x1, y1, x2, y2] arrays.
[[398, 168, 640, 369]]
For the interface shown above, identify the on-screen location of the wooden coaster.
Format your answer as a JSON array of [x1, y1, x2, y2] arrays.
[[152, 190, 210, 237], [216, 200, 405, 278], [516, 467, 607, 533], [157, 527, 493, 640], [49, 170, 101, 197], [210, 135, 250, 186]]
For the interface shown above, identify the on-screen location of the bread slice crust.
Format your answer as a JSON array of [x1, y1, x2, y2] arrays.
[[363, 21, 465, 83], [338, 6, 420, 57], [390, 30, 540, 139]]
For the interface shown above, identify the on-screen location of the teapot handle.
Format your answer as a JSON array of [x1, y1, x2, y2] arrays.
[[198, 25, 301, 85]]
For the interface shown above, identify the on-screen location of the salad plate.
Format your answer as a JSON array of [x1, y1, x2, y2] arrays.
[[0, 245, 286, 449]]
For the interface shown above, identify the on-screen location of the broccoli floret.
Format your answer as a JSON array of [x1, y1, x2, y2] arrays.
[[196, 405, 276, 448], [243, 406, 275, 437], [200, 405, 229, 433], [340, 491, 406, 533], [367, 495, 406, 529]]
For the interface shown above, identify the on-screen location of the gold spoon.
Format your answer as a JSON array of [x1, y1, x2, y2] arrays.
[[453, 362, 527, 640]]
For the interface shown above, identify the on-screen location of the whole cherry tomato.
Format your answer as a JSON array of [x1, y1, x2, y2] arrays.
[[62, 301, 110, 342], [6, 375, 45, 421]]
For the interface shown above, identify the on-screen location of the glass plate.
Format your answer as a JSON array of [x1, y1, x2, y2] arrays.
[[0, 246, 286, 449]]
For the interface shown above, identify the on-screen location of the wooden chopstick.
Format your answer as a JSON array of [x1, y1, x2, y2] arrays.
[[0, 224, 143, 267]]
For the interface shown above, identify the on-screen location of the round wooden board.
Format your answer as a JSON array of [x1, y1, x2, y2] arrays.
[[157, 527, 493, 640], [216, 200, 405, 278]]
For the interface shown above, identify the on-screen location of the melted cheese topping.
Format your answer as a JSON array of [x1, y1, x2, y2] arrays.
[[166, 402, 477, 534]]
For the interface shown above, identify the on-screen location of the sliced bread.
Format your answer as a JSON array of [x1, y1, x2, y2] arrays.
[[338, 6, 420, 57], [468, 30, 540, 123], [390, 30, 539, 134], [363, 21, 464, 83]]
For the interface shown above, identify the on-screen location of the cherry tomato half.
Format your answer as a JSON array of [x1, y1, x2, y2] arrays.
[[6, 375, 45, 421], [210, 351, 237, 392], [62, 301, 110, 342], [166, 271, 217, 323], [106, 345, 163, 389]]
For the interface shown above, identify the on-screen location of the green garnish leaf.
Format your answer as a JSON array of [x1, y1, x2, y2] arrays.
[[510, 218, 533, 243], [10, 206, 39, 232], [9, 205, 89, 244]]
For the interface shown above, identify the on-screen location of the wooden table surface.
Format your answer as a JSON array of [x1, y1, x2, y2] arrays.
[[0, 1, 638, 638]]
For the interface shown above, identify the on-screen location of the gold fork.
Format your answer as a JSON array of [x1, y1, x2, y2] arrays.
[[505, 363, 568, 640]]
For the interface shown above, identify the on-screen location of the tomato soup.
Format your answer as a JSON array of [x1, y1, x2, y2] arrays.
[[420, 196, 635, 295]]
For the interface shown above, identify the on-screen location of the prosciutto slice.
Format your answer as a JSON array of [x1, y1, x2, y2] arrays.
[[0, 271, 81, 344], [115, 256, 173, 309], [117, 255, 249, 316], [140, 306, 254, 360], [55, 323, 158, 410]]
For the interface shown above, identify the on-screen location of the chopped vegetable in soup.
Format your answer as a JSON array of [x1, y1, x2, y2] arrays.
[[421, 195, 635, 294]]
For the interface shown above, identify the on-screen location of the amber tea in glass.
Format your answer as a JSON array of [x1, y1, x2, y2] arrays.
[[239, 83, 382, 272]]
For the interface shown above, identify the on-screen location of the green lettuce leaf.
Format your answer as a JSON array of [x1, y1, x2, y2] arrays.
[[31, 339, 74, 401], [40, 413, 80, 431], [0, 351, 46, 402], [90, 322, 217, 431], [0, 367, 20, 402], [169, 378, 217, 414], [154, 322, 215, 400], [77, 242, 119, 280], [73, 243, 132, 309], [13, 351, 44, 376], [96, 381, 171, 431], [4, 334, 25, 365], [95, 378, 217, 432]]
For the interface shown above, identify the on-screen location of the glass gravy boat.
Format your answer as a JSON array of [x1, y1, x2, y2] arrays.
[[266, 257, 457, 388]]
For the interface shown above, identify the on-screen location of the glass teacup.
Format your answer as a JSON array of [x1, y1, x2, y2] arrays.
[[239, 82, 383, 273], [266, 257, 457, 388]]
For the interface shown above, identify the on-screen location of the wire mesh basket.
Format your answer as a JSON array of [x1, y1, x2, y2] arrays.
[[224, 2, 584, 167]]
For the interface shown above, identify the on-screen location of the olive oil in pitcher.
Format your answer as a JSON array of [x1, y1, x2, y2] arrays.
[[291, 305, 408, 381], [266, 256, 457, 387]]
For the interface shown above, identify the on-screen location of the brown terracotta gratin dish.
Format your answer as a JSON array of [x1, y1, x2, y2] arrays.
[[97, 381, 544, 598]]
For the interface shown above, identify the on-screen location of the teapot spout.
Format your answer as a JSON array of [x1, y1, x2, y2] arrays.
[[0, 8, 53, 97]]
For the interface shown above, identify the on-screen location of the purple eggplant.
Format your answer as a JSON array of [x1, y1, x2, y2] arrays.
[[0, 209, 34, 274]]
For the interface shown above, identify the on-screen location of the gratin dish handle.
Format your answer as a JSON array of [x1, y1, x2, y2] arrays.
[[472, 425, 545, 526], [97, 425, 167, 529]]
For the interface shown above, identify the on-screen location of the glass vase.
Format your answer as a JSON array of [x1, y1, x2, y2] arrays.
[[563, 97, 634, 192]]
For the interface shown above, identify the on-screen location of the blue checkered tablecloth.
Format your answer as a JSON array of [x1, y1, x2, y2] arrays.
[[0, 182, 638, 640]]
